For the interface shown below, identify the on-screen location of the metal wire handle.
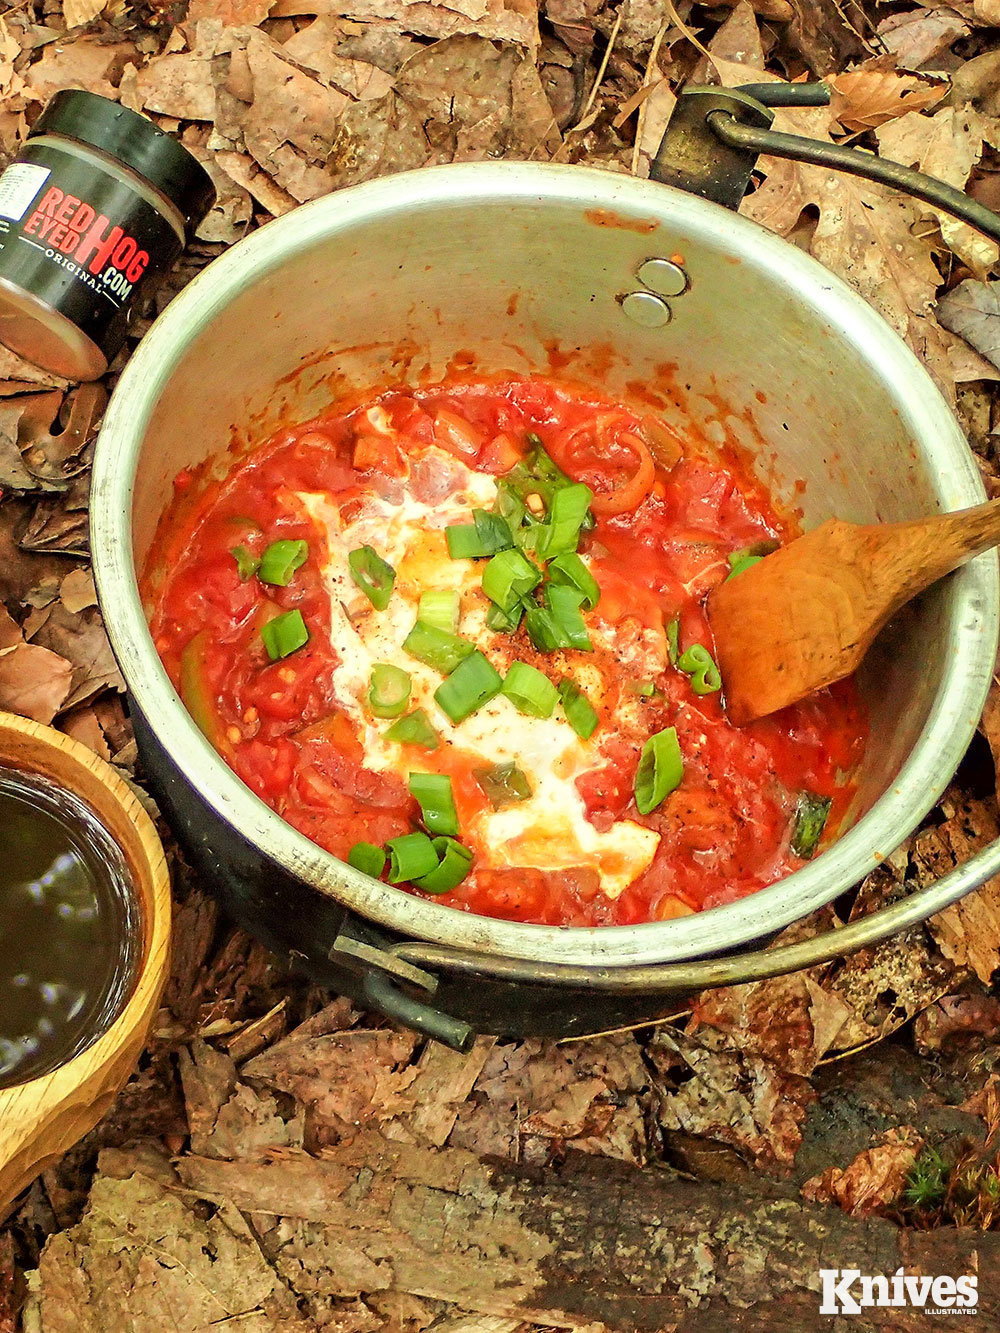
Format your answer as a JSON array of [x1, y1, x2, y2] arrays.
[[392, 834, 1000, 989], [713, 110, 1000, 245]]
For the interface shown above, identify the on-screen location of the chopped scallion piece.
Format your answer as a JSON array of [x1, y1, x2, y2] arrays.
[[634, 726, 683, 815], [547, 552, 600, 611], [347, 841, 386, 878], [726, 540, 778, 581], [726, 553, 763, 580], [666, 617, 680, 666], [558, 678, 599, 740], [445, 510, 513, 559], [502, 661, 558, 718], [486, 599, 523, 633], [418, 588, 461, 634], [481, 548, 542, 613], [545, 583, 593, 652], [413, 836, 474, 894], [348, 544, 396, 610], [628, 680, 656, 697], [474, 762, 533, 808], [403, 620, 476, 674], [231, 545, 260, 581], [386, 831, 440, 883], [408, 772, 460, 837], [790, 791, 832, 859], [260, 609, 309, 661], [434, 651, 503, 723], [384, 708, 439, 750], [677, 643, 722, 695], [493, 479, 527, 529], [367, 663, 412, 718], [258, 538, 308, 586], [536, 482, 593, 558]]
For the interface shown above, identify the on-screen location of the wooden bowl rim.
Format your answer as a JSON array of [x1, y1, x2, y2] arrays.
[[0, 711, 171, 1102]]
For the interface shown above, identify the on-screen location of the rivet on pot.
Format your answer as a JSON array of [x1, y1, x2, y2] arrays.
[[636, 257, 688, 297], [621, 291, 672, 327]]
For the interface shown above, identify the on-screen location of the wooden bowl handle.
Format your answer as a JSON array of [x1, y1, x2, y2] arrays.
[[0, 715, 170, 1217]]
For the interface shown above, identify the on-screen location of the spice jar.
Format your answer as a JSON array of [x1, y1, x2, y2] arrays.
[[0, 90, 215, 381]]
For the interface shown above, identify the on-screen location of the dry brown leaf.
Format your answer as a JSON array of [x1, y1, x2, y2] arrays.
[[0, 642, 72, 722], [0, 605, 21, 651], [24, 37, 137, 104], [214, 150, 298, 216], [824, 866, 956, 1049], [62, 0, 105, 28], [59, 705, 112, 759], [938, 279, 1000, 371], [877, 105, 1000, 274], [829, 64, 947, 131], [914, 795, 1000, 984], [381, 1036, 495, 1148], [739, 100, 957, 400], [913, 993, 1000, 1051], [973, 0, 1000, 22], [243, 1028, 421, 1139], [30, 603, 125, 710], [801, 1127, 924, 1216], [281, 19, 396, 99], [270, 0, 538, 46], [876, 6, 970, 71], [689, 967, 851, 1077], [135, 50, 217, 122], [188, 0, 276, 21], [649, 1026, 815, 1169], [30, 1171, 312, 1332], [59, 567, 97, 614]]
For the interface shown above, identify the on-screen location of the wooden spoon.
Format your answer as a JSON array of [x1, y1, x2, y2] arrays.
[[0, 714, 170, 1218], [707, 497, 1000, 725]]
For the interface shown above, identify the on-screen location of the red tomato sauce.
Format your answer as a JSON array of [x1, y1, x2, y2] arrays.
[[147, 375, 867, 927]]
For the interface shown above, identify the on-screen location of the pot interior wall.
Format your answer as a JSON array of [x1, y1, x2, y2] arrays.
[[130, 178, 985, 842]]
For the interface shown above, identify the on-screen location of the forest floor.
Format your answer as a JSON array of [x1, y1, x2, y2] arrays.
[[2, 0, 1000, 1327]]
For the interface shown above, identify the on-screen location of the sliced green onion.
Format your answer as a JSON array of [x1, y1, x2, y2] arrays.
[[628, 680, 656, 697], [547, 552, 600, 611], [726, 553, 763, 581], [445, 510, 513, 559], [231, 545, 260, 581], [260, 609, 309, 661], [677, 643, 722, 695], [408, 772, 460, 837], [502, 661, 558, 718], [258, 538, 308, 586], [524, 584, 592, 654], [367, 663, 412, 718], [434, 651, 503, 723], [347, 842, 386, 877], [386, 831, 440, 883], [403, 621, 475, 674], [494, 479, 527, 529], [418, 589, 460, 634], [348, 544, 396, 610], [634, 726, 683, 815], [481, 548, 542, 613], [536, 482, 593, 558], [666, 616, 680, 666], [384, 708, 439, 750], [790, 791, 832, 859], [558, 678, 599, 740], [486, 599, 523, 633], [474, 762, 533, 808], [413, 836, 474, 894]]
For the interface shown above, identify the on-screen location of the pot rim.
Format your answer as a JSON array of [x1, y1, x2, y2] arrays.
[[91, 160, 999, 968]]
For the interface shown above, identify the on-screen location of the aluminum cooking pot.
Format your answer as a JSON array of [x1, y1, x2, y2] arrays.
[[91, 93, 1000, 1048]]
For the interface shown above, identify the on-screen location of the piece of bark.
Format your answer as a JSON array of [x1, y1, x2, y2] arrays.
[[175, 1133, 1000, 1329]]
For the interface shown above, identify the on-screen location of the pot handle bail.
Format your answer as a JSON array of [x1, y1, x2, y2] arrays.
[[652, 82, 1000, 247]]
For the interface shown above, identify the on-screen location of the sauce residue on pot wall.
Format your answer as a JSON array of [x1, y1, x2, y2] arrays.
[[584, 209, 659, 234]]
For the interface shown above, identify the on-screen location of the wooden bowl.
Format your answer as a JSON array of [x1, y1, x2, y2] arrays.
[[0, 712, 170, 1214]]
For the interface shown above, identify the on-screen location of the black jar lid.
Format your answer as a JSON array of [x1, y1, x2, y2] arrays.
[[29, 89, 216, 232]]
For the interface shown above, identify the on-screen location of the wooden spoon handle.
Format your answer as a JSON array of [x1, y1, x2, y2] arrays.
[[865, 495, 1000, 614]]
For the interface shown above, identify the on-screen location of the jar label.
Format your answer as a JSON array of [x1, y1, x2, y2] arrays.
[[0, 163, 51, 221], [0, 142, 184, 370]]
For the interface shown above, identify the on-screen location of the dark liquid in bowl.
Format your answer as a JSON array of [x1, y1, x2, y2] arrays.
[[0, 767, 141, 1088]]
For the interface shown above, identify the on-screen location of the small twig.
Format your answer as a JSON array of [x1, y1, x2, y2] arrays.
[[632, 19, 671, 177], [661, 0, 713, 62], [570, 6, 624, 133]]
